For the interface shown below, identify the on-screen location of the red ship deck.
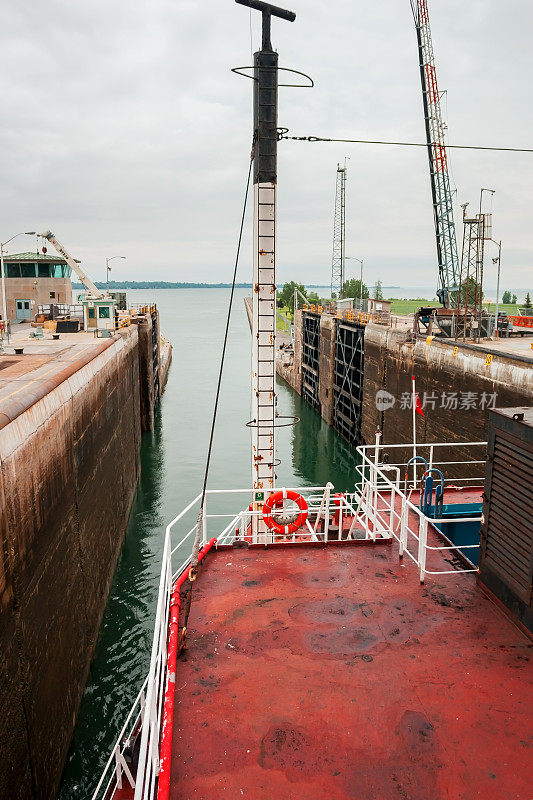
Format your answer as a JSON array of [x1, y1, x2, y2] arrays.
[[171, 541, 532, 800]]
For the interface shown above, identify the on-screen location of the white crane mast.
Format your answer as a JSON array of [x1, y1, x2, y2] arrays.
[[40, 230, 104, 299]]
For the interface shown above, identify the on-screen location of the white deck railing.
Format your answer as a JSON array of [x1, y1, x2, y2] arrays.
[[91, 483, 335, 800], [353, 441, 487, 583], [92, 446, 487, 799]]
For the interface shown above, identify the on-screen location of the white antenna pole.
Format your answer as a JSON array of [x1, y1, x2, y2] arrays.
[[238, 1, 296, 542], [412, 376, 417, 487]]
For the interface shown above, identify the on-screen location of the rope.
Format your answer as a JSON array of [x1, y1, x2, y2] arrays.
[[179, 153, 253, 652], [280, 133, 533, 154]]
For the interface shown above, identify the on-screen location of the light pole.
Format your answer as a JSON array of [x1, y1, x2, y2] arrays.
[[105, 255, 126, 295], [479, 187, 495, 216], [346, 257, 364, 309], [491, 240, 502, 337], [1, 231, 36, 329]]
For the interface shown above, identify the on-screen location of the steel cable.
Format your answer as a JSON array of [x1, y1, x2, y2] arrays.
[[179, 154, 253, 651], [280, 133, 533, 154]]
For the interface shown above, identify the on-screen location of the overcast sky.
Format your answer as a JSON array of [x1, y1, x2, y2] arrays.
[[1, 0, 531, 293]]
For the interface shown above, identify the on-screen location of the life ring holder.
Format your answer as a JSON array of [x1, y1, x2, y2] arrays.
[[263, 489, 308, 535], [245, 414, 300, 429], [231, 65, 314, 89]]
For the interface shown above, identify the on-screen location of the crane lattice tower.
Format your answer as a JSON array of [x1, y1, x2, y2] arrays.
[[411, 0, 459, 307]]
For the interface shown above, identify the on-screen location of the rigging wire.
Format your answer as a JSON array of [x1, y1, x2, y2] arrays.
[[179, 153, 253, 652], [249, 7, 253, 62], [279, 133, 533, 154]]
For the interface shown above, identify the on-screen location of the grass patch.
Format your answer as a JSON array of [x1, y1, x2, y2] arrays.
[[276, 305, 293, 332]]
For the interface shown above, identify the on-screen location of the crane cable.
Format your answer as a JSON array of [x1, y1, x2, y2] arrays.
[[179, 149, 253, 654], [279, 133, 533, 154]]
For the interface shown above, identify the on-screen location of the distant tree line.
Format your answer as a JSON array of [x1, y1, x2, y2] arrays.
[[72, 280, 253, 290], [500, 290, 532, 308], [276, 277, 387, 313]]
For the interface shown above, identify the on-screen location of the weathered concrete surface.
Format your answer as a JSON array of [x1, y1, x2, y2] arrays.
[[291, 309, 303, 394], [282, 312, 533, 461], [244, 296, 253, 329], [159, 335, 172, 395], [134, 313, 155, 432], [0, 329, 141, 800], [318, 313, 336, 425], [276, 308, 303, 394], [362, 324, 533, 453]]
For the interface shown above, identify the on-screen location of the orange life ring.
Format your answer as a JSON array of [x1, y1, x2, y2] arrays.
[[263, 489, 308, 535]]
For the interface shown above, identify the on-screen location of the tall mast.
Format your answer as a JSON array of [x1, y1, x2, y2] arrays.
[[236, 0, 296, 540], [411, 0, 459, 307], [330, 163, 347, 300]]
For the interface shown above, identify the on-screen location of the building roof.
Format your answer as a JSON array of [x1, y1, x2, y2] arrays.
[[3, 251, 69, 264]]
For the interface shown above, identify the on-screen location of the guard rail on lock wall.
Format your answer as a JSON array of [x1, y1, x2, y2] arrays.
[[301, 303, 390, 326], [129, 303, 157, 315]]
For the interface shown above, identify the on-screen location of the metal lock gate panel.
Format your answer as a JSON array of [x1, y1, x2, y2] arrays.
[[333, 322, 365, 445], [302, 313, 320, 412]]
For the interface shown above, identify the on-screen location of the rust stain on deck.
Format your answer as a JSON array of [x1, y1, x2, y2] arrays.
[[171, 544, 533, 800]]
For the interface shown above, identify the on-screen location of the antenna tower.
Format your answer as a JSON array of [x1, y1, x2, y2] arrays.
[[330, 163, 347, 300], [457, 204, 491, 341], [411, 0, 459, 307]]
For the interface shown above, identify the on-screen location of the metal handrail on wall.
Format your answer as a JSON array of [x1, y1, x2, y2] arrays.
[[301, 303, 389, 326], [129, 303, 157, 315]]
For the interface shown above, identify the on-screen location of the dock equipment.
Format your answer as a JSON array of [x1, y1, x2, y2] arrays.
[[40, 230, 105, 299], [410, 0, 459, 308], [457, 206, 487, 340]]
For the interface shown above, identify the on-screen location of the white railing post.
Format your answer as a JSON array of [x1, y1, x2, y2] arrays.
[[324, 483, 332, 542], [418, 516, 428, 584], [114, 745, 123, 790], [389, 484, 395, 535], [150, 689, 160, 776], [139, 689, 146, 722], [364, 467, 370, 539], [114, 744, 136, 791], [399, 496, 408, 558], [313, 483, 332, 537], [428, 444, 434, 474], [202, 497, 208, 546]]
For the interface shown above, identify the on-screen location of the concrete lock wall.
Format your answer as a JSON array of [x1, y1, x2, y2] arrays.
[[276, 311, 533, 459], [277, 308, 303, 394], [134, 313, 156, 431], [362, 324, 533, 452], [0, 312, 170, 800]]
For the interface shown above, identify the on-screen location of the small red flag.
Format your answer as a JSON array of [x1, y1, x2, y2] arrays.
[[412, 376, 424, 417], [414, 391, 425, 417]]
